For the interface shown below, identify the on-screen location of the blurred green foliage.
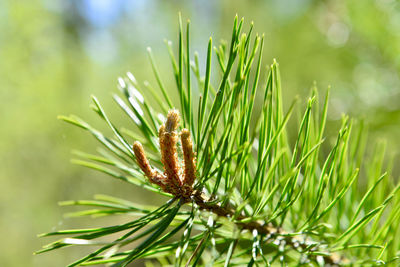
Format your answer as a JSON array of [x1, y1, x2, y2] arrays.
[[0, 0, 399, 266]]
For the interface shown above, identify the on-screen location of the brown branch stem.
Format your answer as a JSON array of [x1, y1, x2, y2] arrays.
[[189, 191, 343, 266], [134, 109, 344, 265]]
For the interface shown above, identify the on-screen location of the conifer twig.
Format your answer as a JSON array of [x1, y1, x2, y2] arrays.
[[39, 16, 400, 266], [136, 109, 343, 266], [192, 191, 343, 266]]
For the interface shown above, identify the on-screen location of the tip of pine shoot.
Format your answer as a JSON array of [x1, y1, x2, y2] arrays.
[[133, 141, 143, 152], [166, 109, 180, 132], [181, 129, 190, 138]]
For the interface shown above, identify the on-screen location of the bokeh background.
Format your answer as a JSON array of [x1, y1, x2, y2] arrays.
[[1, 0, 400, 266]]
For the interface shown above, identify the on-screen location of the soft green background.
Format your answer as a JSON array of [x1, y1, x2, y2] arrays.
[[1, 0, 399, 266]]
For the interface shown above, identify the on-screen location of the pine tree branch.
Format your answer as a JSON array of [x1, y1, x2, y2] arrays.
[[134, 109, 346, 265], [191, 191, 344, 266], [38, 16, 400, 266]]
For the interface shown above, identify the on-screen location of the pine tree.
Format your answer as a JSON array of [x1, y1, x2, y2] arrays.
[[37, 15, 400, 266]]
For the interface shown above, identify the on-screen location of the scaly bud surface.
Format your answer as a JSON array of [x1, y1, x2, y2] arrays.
[[133, 141, 168, 191], [181, 129, 196, 191], [134, 109, 197, 198]]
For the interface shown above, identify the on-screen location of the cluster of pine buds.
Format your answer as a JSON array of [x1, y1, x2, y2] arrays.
[[133, 109, 196, 199]]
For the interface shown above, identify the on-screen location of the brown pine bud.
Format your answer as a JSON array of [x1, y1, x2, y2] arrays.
[[133, 141, 166, 189], [134, 109, 197, 198], [165, 109, 180, 132], [159, 110, 182, 194], [181, 129, 196, 189], [133, 141, 153, 178]]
